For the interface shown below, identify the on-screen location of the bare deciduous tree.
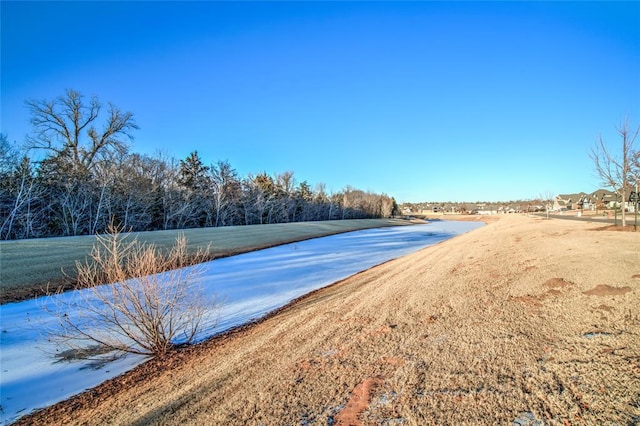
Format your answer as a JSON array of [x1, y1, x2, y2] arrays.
[[590, 117, 639, 227], [0, 156, 45, 239], [45, 226, 216, 357], [26, 89, 138, 176], [211, 160, 241, 227], [538, 190, 556, 218]]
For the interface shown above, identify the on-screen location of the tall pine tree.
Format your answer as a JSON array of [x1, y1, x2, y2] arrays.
[[178, 151, 210, 192]]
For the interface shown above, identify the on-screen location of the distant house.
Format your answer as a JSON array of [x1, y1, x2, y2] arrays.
[[474, 203, 496, 215], [554, 192, 585, 210], [554, 189, 620, 211], [589, 189, 617, 209]]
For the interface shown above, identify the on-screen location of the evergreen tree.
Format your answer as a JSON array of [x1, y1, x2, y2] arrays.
[[178, 151, 210, 192]]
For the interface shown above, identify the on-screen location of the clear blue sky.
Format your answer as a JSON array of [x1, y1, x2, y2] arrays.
[[2, 1, 639, 203]]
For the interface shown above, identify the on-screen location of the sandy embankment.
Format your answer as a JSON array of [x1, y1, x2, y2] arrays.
[[19, 214, 640, 425]]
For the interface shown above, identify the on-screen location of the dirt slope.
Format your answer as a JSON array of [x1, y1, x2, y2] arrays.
[[18, 214, 640, 425]]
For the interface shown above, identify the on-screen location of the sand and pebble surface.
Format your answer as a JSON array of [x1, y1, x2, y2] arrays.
[[16, 214, 640, 425]]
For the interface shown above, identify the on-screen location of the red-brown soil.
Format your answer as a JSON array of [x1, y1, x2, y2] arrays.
[[583, 284, 632, 296], [335, 377, 383, 426]]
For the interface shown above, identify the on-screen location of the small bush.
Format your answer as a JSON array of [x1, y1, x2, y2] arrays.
[[46, 225, 216, 357]]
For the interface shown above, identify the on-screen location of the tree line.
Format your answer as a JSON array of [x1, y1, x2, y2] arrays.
[[0, 90, 398, 240]]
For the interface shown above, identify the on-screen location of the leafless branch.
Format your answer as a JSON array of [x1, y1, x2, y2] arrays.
[[590, 117, 639, 226], [43, 226, 217, 357], [25, 89, 137, 173]]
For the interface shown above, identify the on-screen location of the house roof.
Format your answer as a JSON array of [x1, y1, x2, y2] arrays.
[[556, 192, 587, 202], [590, 188, 616, 200], [556, 188, 632, 205]]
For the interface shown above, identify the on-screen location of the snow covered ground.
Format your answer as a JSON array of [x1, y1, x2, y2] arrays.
[[0, 221, 482, 424]]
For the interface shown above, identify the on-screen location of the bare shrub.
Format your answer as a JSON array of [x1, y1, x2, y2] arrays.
[[45, 225, 216, 357]]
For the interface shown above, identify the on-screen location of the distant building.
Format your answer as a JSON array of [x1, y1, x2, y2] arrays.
[[554, 192, 588, 210], [589, 189, 617, 209], [554, 188, 622, 211]]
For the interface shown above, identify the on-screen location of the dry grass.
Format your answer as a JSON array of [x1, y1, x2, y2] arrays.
[[16, 214, 640, 425], [45, 228, 214, 357], [0, 219, 409, 303]]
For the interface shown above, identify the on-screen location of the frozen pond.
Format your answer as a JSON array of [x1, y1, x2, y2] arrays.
[[0, 220, 482, 424]]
